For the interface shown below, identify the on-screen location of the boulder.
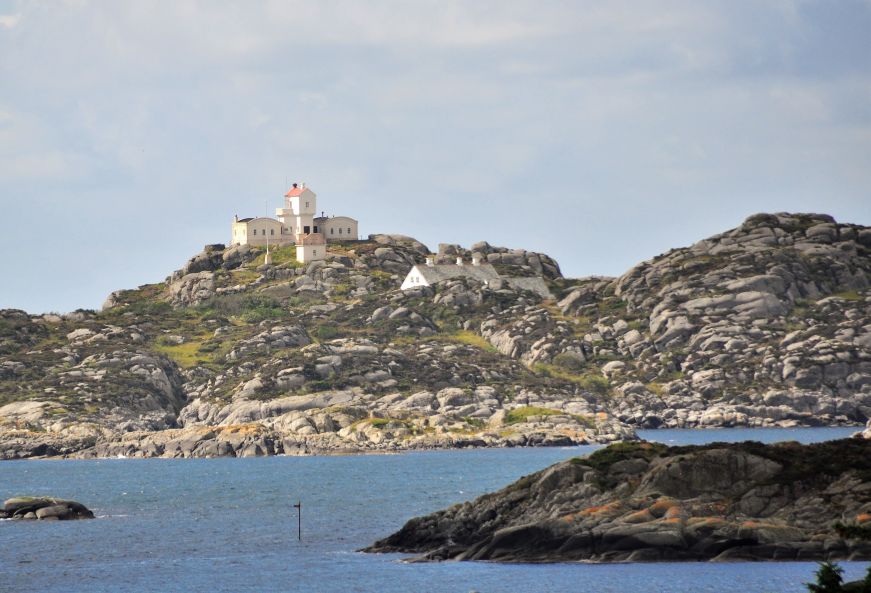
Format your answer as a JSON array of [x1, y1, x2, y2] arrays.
[[4, 497, 94, 520]]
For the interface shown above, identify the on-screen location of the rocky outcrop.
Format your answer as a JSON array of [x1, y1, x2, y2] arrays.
[[1, 213, 869, 458], [365, 439, 871, 562], [1, 496, 94, 520]]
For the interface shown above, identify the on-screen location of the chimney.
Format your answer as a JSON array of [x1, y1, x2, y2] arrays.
[[472, 254, 481, 266], [456, 256, 464, 266], [292, 183, 298, 188], [425, 255, 435, 267], [234, 214, 238, 222]]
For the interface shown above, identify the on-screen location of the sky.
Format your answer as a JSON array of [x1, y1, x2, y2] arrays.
[[1, 1, 870, 313]]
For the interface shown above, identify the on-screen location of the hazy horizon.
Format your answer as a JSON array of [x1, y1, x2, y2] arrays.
[[1, 1, 869, 314]]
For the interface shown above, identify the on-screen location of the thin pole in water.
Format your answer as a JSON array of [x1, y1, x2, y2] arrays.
[[293, 500, 301, 541]]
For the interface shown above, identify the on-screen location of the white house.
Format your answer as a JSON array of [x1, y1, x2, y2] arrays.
[[231, 182, 358, 263], [401, 254, 553, 298]]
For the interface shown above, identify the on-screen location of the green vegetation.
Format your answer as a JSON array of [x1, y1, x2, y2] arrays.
[[574, 441, 668, 472], [251, 245, 304, 267], [152, 338, 211, 368], [830, 290, 863, 302], [834, 522, 871, 541], [238, 295, 285, 323], [645, 382, 666, 396], [505, 406, 562, 424], [446, 330, 498, 353], [314, 323, 340, 341], [533, 363, 612, 395], [552, 352, 585, 372], [806, 562, 844, 593], [228, 268, 261, 285]]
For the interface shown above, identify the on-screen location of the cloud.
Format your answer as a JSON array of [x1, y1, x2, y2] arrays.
[[0, 13, 20, 28], [0, 1, 870, 312]]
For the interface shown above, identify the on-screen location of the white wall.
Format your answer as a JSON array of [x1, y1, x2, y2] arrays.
[[400, 266, 429, 290], [296, 242, 325, 263]]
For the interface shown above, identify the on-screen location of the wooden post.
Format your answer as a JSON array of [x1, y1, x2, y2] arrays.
[[293, 500, 301, 541]]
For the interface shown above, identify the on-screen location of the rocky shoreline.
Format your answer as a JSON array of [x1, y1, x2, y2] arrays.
[[365, 438, 871, 563], [1, 421, 866, 461], [0, 422, 632, 460]]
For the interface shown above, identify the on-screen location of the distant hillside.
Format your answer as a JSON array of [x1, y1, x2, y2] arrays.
[[0, 212, 868, 459]]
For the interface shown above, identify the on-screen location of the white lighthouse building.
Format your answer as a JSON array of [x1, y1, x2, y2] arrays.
[[231, 182, 358, 263]]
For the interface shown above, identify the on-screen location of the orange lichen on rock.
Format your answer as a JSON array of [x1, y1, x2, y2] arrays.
[[649, 498, 679, 518], [856, 513, 871, 524], [622, 509, 655, 524], [664, 505, 687, 519], [579, 501, 623, 517], [687, 517, 727, 527]]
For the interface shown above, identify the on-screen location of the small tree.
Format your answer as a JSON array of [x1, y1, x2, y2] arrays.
[[859, 566, 871, 593], [807, 561, 844, 593]]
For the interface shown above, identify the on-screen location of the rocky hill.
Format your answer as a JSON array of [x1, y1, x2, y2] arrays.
[[365, 438, 871, 562], [0, 212, 868, 459]]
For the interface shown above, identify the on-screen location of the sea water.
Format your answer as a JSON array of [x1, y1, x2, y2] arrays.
[[1, 427, 866, 593]]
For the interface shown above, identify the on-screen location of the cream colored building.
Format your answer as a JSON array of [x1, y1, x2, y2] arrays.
[[315, 215, 358, 241], [296, 232, 326, 264], [231, 216, 288, 247], [230, 182, 359, 263]]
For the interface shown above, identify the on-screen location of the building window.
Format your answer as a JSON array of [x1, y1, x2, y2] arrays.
[[253, 229, 257, 235], [304, 226, 310, 234], [305, 201, 309, 208], [270, 229, 274, 235], [347, 227, 351, 235], [330, 228, 334, 235], [338, 227, 342, 235], [314, 226, 318, 233], [313, 249, 317, 256]]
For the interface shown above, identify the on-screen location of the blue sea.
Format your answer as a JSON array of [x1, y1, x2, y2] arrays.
[[1, 427, 867, 593]]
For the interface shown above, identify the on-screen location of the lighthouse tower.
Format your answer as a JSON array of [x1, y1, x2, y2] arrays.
[[276, 183, 319, 241]]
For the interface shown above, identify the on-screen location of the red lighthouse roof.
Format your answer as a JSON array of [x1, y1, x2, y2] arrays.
[[285, 183, 306, 197]]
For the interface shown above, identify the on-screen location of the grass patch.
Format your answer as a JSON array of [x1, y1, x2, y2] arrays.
[[153, 339, 211, 368], [314, 323, 340, 341], [534, 364, 612, 395], [228, 268, 261, 285], [505, 406, 562, 425], [445, 330, 497, 352], [829, 290, 863, 302], [251, 245, 305, 267], [645, 382, 666, 396], [572, 414, 596, 428]]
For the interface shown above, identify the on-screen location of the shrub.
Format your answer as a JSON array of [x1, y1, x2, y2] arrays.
[[578, 373, 610, 395], [315, 323, 339, 341], [806, 561, 843, 593], [552, 352, 585, 372], [208, 295, 285, 322]]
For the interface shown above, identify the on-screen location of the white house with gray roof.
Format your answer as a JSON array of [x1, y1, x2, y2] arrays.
[[401, 255, 553, 298]]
